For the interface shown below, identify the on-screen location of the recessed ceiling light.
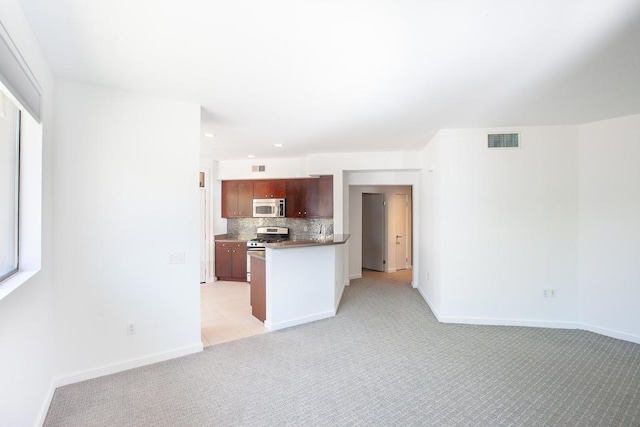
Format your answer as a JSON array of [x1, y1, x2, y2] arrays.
[[248, 154, 255, 158], [274, 143, 284, 148], [204, 133, 215, 138]]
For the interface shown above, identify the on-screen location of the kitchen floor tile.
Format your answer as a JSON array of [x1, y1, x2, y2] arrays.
[[200, 280, 268, 347]]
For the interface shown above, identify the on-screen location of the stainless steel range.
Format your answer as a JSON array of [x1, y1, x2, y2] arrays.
[[247, 226, 290, 248], [246, 227, 289, 281]]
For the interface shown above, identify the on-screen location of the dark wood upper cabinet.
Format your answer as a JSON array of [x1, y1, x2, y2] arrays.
[[285, 179, 307, 218], [237, 181, 253, 215], [253, 180, 286, 199], [221, 181, 235, 218], [221, 176, 333, 219], [284, 176, 333, 218], [317, 175, 333, 218], [305, 178, 320, 218], [221, 180, 254, 218]]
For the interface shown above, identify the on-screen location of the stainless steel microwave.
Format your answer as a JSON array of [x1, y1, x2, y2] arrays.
[[253, 198, 286, 218]]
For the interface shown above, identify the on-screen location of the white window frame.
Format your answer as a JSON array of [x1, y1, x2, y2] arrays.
[[0, 20, 44, 299], [0, 92, 20, 282], [0, 81, 42, 300]]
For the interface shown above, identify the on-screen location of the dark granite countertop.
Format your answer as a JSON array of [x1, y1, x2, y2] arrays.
[[214, 234, 249, 243], [265, 234, 350, 249]]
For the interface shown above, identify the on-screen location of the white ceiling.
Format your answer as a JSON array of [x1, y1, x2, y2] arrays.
[[16, 0, 640, 160]]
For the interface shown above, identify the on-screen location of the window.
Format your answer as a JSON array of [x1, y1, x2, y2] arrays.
[[0, 90, 20, 281], [0, 21, 43, 297]]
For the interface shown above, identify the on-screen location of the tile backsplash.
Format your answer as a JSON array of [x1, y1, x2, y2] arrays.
[[227, 218, 333, 241]]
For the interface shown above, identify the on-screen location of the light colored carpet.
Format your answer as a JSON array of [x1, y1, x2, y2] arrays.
[[45, 270, 640, 426]]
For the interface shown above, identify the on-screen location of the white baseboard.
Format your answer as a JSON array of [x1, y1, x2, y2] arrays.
[[36, 380, 57, 427], [418, 285, 578, 330], [335, 284, 346, 311], [580, 323, 640, 345], [53, 343, 203, 389], [418, 286, 440, 320], [349, 273, 362, 280], [437, 315, 580, 330], [416, 285, 640, 344], [265, 310, 335, 331]]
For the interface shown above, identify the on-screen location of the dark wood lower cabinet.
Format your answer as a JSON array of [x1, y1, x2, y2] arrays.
[[215, 242, 247, 282], [250, 256, 266, 322]]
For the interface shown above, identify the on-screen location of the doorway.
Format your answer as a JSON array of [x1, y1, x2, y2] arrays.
[[394, 193, 408, 271], [362, 193, 386, 271], [200, 188, 207, 283], [349, 185, 413, 279]]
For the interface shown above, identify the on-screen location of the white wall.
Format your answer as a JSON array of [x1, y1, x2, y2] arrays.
[[420, 133, 443, 315], [419, 119, 640, 343], [421, 126, 579, 326], [334, 243, 346, 308], [0, 1, 56, 426], [308, 151, 422, 174], [577, 114, 640, 342], [265, 245, 337, 330], [217, 157, 309, 180], [52, 80, 202, 382]]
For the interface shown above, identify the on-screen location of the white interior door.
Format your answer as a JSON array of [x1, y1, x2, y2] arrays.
[[394, 193, 408, 270], [199, 189, 206, 282], [362, 193, 385, 272]]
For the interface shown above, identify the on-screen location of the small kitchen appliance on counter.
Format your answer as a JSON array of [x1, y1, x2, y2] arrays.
[[246, 227, 290, 281]]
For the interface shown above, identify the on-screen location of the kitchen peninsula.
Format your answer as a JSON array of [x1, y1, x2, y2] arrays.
[[249, 235, 349, 331]]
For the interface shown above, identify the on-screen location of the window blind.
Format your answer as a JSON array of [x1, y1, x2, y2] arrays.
[[0, 20, 42, 123]]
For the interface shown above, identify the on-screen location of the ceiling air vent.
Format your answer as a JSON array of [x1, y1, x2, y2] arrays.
[[488, 133, 519, 148], [252, 165, 266, 172]]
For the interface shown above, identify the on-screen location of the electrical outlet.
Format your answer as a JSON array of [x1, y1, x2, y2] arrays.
[[127, 322, 136, 335], [168, 251, 186, 264], [543, 289, 549, 298]]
